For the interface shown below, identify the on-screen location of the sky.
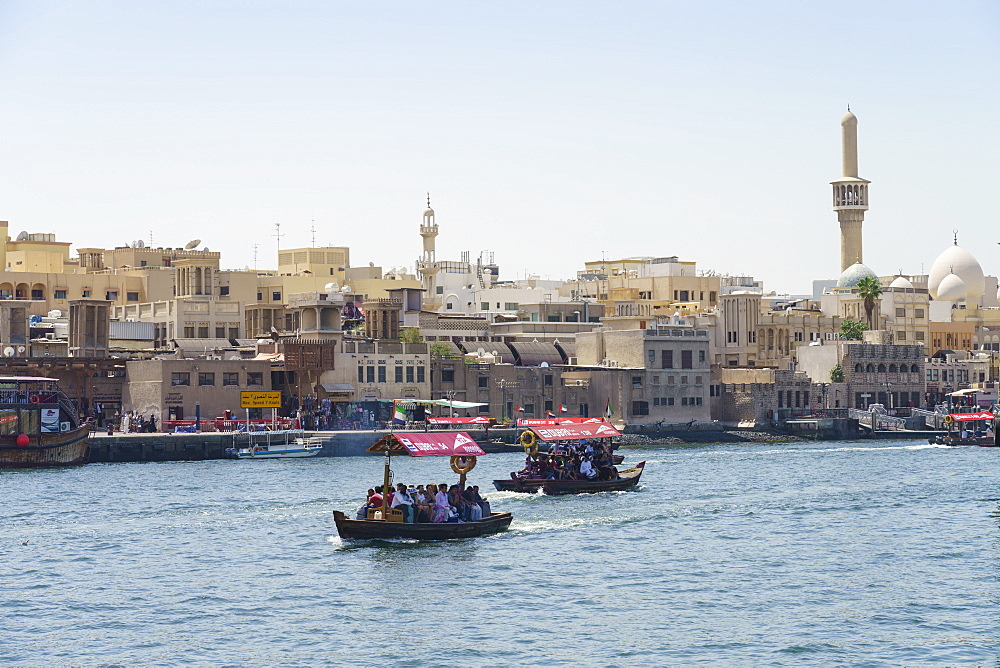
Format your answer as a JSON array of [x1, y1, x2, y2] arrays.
[[0, 0, 998, 294]]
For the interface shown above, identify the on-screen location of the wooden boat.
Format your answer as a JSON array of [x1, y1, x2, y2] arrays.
[[541, 461, 646, 495], [333, 431, 513, 541], [928, 412, 996, 447], [0, 377, 91, 468]]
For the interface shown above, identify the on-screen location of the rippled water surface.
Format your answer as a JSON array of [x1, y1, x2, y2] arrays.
[[2, 440, 998, 666]]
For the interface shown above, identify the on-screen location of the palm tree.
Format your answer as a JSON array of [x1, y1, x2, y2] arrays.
[[856, 276, 883, 329]]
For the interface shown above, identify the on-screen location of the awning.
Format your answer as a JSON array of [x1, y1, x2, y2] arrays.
[[947, 389, 979, 396], [318, 383, 354, 394], [427, 417, 493, 425], [253, 352, 285, 361], [509, 341, 564, 366], [947, 412, 994, 421], [387, 399, 488, 408], [518, 417, 606, 426], [528, 422, 621, 441], [367, 432, 486, 456]]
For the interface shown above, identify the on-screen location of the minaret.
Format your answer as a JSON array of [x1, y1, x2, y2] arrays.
[[832, 108, 871, 272], [417, 194, 442, 310]]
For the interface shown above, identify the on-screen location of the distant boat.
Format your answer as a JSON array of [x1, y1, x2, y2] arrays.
[[0, 377, 91, 468], [225, 430, 323, 459]]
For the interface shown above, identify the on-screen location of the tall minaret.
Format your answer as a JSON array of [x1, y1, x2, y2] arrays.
[[417, 194, 442, 310], [832, 108, 871, 272]]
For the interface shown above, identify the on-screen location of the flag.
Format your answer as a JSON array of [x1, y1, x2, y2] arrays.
[[393, 403, 406, 425], [605, 399, 614, 419], [559, 404, 568, 413], [546, 410, 554, 417], [516, 405, 524, 413]]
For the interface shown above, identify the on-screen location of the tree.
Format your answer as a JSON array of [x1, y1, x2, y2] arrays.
[[840, 319, 868, 340], [400, 327, 424, 343], [429, 341, 451, 356], [830, 364, 844, 383], [856, 276, 883, 329]]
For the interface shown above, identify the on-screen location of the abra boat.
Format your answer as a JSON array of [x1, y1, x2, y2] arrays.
[[541, 461, 646, 495], [0, 377, 91, 468], [333, 431, 512, 541], [927, 411, 997, 447], [225, 430, 323, 459]]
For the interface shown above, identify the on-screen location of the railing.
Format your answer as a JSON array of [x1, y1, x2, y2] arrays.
[[161, 418, 300, 433], [849, 408, 905, 430]]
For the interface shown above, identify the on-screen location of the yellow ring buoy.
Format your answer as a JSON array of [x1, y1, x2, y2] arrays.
[[450, 455, 477, 475], [519, 430, 538, 455], [943, 415, 955, 427]]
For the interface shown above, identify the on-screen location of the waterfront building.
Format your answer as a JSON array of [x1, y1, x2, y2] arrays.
[[796, 340, 925, 409]]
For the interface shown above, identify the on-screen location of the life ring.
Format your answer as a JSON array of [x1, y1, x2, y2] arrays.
[[943, 415, 955, 427], [450, 455, 477, 475], [519, 430, 538, 455], [29, 394, 39, 404]]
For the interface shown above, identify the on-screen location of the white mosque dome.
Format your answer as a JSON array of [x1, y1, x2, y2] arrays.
[[837, 262, 878, 287], [936, 273, 968, 302], [889, 276, 913, 290], [928, 244, 984, 301]]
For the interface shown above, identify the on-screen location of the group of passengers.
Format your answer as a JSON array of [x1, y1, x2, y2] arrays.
[[357, 482, 491, 523], [514, 440, 619, 481]]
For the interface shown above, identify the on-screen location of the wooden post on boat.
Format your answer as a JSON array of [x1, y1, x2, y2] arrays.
[[379, 449, 391, 521]]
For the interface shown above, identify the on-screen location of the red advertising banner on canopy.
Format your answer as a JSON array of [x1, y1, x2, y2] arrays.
[[426, 417, 493, 425], [393, 432, 486, 456], [529, 422, 621, 441], [517, 417, 606, 426], [948, 412, 994, 422]]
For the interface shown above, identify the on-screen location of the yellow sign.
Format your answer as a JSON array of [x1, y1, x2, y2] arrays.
[[240, 391, 282, 409]]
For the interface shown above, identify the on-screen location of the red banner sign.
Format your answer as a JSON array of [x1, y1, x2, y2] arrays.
[[517, 417, 606, 426], [948, 412, 994, 422], [530, 422, 621, 441], [394, 432, 486, 456], [426, 417, 493, 425]]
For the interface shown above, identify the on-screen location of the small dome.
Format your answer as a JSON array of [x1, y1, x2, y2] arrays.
[[889, 276, 913, 290], [936, 273, 967, 302], [928, 244, 984, 301], [323, 282, 339, 292], [841, 110, 858, 126], [837, 262, 878, 287], [423, 207, 434, 217]]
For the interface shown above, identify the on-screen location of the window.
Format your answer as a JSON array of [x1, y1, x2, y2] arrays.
[[632, 401, 649, 416], [168, 406, 184, 420], [661, 350, 673, 369], [198, 373, 215, 386], [481, 302, 489, 311], [504, 303, 519, 311], [272, 292, 281, 301], [681, 350, 693, 369], [127, 292, 139, 302], [216, 327, 226, 338], [896, 308, 905, 318], [794, 332, 803, 342], [442, 369, 455, 382], [523, 403, 535, 415], [184, 326, 195, 338], [897, 331, 907, 341], [54, 289, 67, 300], [106, 291, 117, 300], [632, 376, 642, 388], [417, 366, 425, 383], [479, 376, 489, 388], [406, 367, 415, 383], [446, 303, 454, 310], [377, 366, 386, 383], [680, 376, 688, 385], [436, 286, 444, 295], [544, 400, 553, 413], [82, 290, 91, 298], [915, 309, 925, 319], [171, 373, 190, 386], [544, 375, 553, 386], [30, 289, 44, 300], [220, 286, 230, 297], [247, 372, 263, 386], [648, 350, 656, 365], [395, 366, 403, 382], [667, 397, 674, 406], [198, 326, 209, 338], [915, 331, 925, 341], [257, 292, 263, 301], [698, 351, 705, 363], [223, 373, 239, 386], [366, 366, 375, 383]]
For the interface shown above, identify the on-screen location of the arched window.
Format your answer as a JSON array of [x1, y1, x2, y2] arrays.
[[888, 364, 898, 373], [910, 364, 919, 373], [855, 363, 864, 373], [877, 364, 887, 372], [866, 364, 875, 373]]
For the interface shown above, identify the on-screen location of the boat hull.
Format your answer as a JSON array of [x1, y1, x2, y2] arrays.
[[929, 435, 998, 447], [235, 447, 322, 459], [541, 461, 646, 495], [0, 425, 91, 468], [332, 510, 513, 540], [494, 458, 640, 493]]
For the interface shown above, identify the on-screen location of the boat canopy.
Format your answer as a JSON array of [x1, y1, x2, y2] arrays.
[[947, 389, 980, 396], [426, 417, 493, 425], [947, 412, 994, 421], [518, 417, 606, 427], [367, 432, 486, 457], [528, 421, 621, 441], [384, 399, 488, 409]]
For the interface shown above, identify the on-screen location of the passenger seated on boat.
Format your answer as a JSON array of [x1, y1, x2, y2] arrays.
[[449, 485, 471, 521], [412, 485, 434, 522], [433, 484, 452, 523], [471, 485, 490, 516], [462, 487, 483, 521], [391, 483, 415, 523], [579, 456, 597, 480]]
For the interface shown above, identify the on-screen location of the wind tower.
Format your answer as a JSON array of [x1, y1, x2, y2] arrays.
[[832, 108, 871, 272], [417, 194, 442, 310]]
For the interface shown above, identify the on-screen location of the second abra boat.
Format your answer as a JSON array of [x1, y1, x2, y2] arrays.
[[225, 430, 323, 459]]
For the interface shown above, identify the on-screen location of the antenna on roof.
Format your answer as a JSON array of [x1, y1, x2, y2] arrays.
[[252, 243, 259, 270], [274, 222, 283, 251], [311, 220, 316, 248]]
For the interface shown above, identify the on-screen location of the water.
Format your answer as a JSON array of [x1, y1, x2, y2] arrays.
[[2, 440, 998, 667]]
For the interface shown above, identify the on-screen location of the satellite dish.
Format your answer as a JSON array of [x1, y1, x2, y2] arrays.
[[16, 346, 25, 353], [477, 347, 485, 355], [184, 239, 201, 250], [16, 231, 28, 241], [3, 347, 14, 357], [136, 239, 144, 248]]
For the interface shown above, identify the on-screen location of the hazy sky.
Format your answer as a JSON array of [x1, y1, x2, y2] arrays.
[[1, 1, 998, 293]]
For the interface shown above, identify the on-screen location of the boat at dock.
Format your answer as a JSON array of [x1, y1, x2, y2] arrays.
[[927, 412, 998, 447], [333, 431, 513, 541], [0, 377, 91, 468], [225, 430, 323, 459]]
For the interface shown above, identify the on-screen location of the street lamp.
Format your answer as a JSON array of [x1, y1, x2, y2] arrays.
[[818, 382, 830, 411], [884, 381, 893, 411]]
